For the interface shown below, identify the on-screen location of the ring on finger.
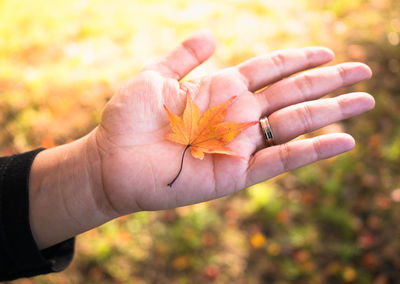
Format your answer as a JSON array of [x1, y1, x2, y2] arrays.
[[259, 116, 275, 147]]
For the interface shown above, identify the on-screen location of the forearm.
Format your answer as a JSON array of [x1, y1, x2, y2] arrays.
[[28, 129, 115, 249]]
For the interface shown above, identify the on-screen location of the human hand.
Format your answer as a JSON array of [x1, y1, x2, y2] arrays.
[[91, 30, 374, 216], [29, 30, 374, 249]]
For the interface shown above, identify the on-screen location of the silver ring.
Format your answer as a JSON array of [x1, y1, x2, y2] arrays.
[[259, 116, 275, 147]]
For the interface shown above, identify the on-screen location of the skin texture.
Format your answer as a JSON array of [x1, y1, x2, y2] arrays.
[[28, 30, 374, 249]]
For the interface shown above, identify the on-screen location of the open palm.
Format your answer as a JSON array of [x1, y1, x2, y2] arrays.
[[92, 30, 374, 217]]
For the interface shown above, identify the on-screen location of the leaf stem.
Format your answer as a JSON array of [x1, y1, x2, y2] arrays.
[[168, 144, 190, 187]]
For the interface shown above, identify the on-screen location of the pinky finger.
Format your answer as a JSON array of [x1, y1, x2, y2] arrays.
[[245, 133, 355, 187]]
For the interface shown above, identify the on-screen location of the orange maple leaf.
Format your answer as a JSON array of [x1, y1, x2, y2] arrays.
[[164, 90, 257, 186]]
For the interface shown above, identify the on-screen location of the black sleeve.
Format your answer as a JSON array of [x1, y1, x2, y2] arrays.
[[0, 149, 75, 281]]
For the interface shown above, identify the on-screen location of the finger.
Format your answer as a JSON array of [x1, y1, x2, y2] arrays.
[[236, 47, 334, 92], [257, 62, 373, 114], [267, 92, 375, 144], [246, 133, 355, 187], [144, 30, 216, 80]]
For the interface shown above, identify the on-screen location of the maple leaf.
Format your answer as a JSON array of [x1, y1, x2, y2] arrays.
[[164, 90, 257, 186]]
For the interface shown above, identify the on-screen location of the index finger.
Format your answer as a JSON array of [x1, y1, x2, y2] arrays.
[[236, 47, 335, 92]]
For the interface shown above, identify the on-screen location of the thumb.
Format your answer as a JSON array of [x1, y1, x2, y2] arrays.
[[144, 29, 216, 80]]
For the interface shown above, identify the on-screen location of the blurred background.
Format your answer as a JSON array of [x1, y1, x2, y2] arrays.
[[1, 0, 399, 283]]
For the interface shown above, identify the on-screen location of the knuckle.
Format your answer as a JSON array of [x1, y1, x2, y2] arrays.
[[294, 74, 314, 100], [337, 65, 348, 85], [278, 143, 291, 172], [336, 95, 348, 118], [304, 48, 313, 67], [182, 40, 201, 65], [165, 64, 183, 80], [270, 52, 286, 77], [311, 137, 323, 161], [296, 104, 314, 133]]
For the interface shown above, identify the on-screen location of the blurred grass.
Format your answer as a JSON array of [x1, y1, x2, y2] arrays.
[[1, 0, 400, 283]]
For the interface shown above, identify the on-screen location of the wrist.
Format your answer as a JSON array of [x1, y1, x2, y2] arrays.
[[28, 129, 117, 249]]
